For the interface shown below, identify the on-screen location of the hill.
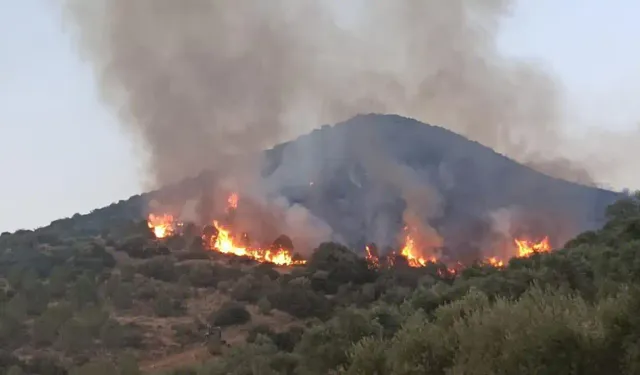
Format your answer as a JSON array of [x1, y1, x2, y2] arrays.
[[22, 114, 622, 254], [261, 114, 621, 250], [0, 179, 640, 374], [0, 114, 634, 375]]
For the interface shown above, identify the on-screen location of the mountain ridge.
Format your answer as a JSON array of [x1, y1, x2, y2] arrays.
[[258, 114, 622, 251], [7, 114, 623, 257]]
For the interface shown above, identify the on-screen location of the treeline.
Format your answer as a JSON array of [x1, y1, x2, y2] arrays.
[[1, 193, 640, 374], [171, 193, 640, 375]]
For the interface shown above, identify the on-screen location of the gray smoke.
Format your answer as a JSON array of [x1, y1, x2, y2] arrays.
[[60, 0, 600, 251], [61, 0, 575, 183]]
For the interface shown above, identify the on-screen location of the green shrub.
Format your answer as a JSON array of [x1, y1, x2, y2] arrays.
[[153, 293, 186, 317], [137, 258, 176, 282], [269, 284, 332, 319], [209, 302, 251, 327]]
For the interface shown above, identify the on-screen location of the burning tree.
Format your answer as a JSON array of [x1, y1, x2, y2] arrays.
[[147, 214, 175, 239]]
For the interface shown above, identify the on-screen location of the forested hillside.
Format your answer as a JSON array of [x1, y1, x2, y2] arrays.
[[1, 190, 640, 374]]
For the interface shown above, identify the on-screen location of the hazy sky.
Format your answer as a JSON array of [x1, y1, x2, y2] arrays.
[[1, 0, 639, 232]]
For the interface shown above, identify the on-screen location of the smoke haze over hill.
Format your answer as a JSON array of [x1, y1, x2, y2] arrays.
[[62, 0, 592, 188], [59, 0, 639, 254]]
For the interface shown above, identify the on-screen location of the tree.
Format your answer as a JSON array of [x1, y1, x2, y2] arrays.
[[48, 266, 71, 298], [188, 264, 217, 287], [24, 282, 50, 316], [99, 319, 124, 349], [56, 319, 93, 354], [112, 283, 134, 310], [137, 257, 177, 282], [32, 303, 73, 346], [209, 302, 251, 327], [4, 294, 28, 321], [307, 242, 376, 294], [268, 284, 332, 319], [257, 297, 272, 315], [153, 292, 185, 317], [71, 274, 98, 308], [117, 353, 141, 375], [295, 308, 383, 375], [69, 360, 118, 375], [0, 313, 26, 350]]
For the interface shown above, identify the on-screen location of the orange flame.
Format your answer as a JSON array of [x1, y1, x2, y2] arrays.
[[515, 236, 551, 257], [480, 237, 550, 268], [147, 214, 175, 239], [400, 233, 437, 267], [485, 256, 505, 268], [365, 245, 380, 269], [208, 221, 305, 266]]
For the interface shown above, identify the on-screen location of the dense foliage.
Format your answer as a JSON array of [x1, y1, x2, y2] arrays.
[[1, 193, 640, 374]]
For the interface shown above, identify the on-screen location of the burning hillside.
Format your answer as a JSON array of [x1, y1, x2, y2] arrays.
[[204, 221, 305, 266], [364, 230, 552, 271], [147, 193, 305, 266], [137, 115, 614, 273], [90, 114, 619, 276], [147, 189, 557, 271]]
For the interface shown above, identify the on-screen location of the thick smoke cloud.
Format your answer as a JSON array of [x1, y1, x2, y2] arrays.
[[62, 0, 573, 184], [61, 0, 600, 252]]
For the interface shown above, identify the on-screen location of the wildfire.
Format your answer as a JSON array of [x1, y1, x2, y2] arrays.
[[485, 256, 505, 268], [481, 236, 551, 268], [208, 221, 305, 266], [515, 236, 551, 257], [147, 214, 175, 239], [145, 193, 304, 266], [365, 245, 380, 269], [146, 191, 553, 271], [400, 233, 437, 268]]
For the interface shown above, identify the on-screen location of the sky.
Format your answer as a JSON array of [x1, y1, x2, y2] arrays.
[[0, 0, 639, 233]]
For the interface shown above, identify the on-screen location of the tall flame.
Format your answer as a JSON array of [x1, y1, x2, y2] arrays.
[[400, 232, 437, 268], [148, 214, 175, 239], [515, 236, 551, 257]]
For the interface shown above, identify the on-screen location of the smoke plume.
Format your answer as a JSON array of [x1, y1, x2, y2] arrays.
[[62, 0, 573, 184], [61, 0, 600, 251]]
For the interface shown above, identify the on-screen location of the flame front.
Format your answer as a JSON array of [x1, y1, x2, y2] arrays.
[[209, 221, 305, 266], [515, 237, 551, 257], [148, 214, 175, 239], [400, 233, 437, 267], [480, 237, 550, 268]]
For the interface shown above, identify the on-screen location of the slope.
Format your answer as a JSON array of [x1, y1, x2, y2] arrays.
[[12, 114, 622, 257]]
